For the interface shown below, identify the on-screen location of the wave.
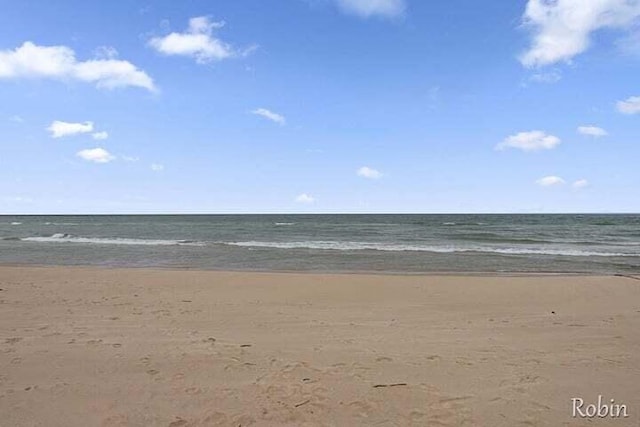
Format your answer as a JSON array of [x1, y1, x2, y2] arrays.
[[274, 222, 295, 226], [10, 222, 22, 225], [614, 241, 640, 246], [442, 222, 486, 226], [224, 240, 638, 257], [21, 233, 204, 247], [448, 233, 554, 244]]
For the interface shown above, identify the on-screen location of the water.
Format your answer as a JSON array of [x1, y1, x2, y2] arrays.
[[1, 214, 639, 274]]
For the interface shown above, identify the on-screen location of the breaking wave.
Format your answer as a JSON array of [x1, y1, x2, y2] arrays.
[[224, 240, 638, 257], [21, 233, 203, 246]]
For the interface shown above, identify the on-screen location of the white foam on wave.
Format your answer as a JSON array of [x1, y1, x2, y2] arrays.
[[22, 233, 204, 247], [613, 241, 640, 246], [274, 222, 295, 226], [10, 222, 22, 225], [225, 240, 638, 257]]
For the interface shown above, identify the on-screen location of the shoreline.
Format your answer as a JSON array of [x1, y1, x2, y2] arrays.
[[0, 262, 632, 278]]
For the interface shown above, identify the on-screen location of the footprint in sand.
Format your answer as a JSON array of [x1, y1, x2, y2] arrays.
[[517, 375, 541, 385], [101, 414, 129, 426], [348, 400, 374, 418], [5, 337, 22, 344], [455, 358, 474, 366], [198, 411, 227, 425], [185, 386, 202, 395]]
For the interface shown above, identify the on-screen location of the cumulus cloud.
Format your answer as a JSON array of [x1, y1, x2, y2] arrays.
[[149, 16, 244, 63], [577, 125, 608, 137], [92, 131, 109, 140], [295, 193, 315, 204], [47, 120, 94, 138], [335, 0, 406, 18], [536, 175, 566, 186], [76, 148, 115, 163], [0, 42, 155, 91], [150, 163, 165, 172], [496, 131, 561, 152], [519, 0, 640, 67], [93, 46, 119, 60], [357, 166, 382, 179], [616, 95, 640, 114], [572, 179, 589, 188], [252, 108, 286, 125]]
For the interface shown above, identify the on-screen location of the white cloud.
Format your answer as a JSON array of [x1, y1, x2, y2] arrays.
[[92, 131, 109, 140], [335, 0, 406, 18], [572, 179, 589, 188], [536, 175, 566, 186], [148, 16, 239, 63], [577, 125, 608, 137], [519, 0, 640, 67], [252, 108, 286, 125], [295, 193, 315, 204], [9, 115, 24, 123], [616, 95, 640, 114], [47, 120, 94, 138], [76, 148, 115, 163], [93, 46, 119, 60], [123, 156, 139, 162], [496, 131, 561, 152], [0, 42, 155, 91], [357, 166, 382, 179], [150, 163, 165, 172], [529, 70, 562, 83]]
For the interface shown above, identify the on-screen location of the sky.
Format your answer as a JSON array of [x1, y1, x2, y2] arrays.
[[0, 0, 639, 214]]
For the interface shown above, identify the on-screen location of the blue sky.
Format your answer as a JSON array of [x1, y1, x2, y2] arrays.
[[1, 0, 639, 214]]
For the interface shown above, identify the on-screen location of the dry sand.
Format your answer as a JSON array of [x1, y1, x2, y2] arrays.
[[1, 266, 639, 426]]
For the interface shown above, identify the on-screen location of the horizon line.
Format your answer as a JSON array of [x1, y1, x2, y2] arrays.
[[2, 212, 639, 216]]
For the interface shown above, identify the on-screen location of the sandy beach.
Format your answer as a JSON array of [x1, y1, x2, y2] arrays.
[[1, 266, 639, 426]]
